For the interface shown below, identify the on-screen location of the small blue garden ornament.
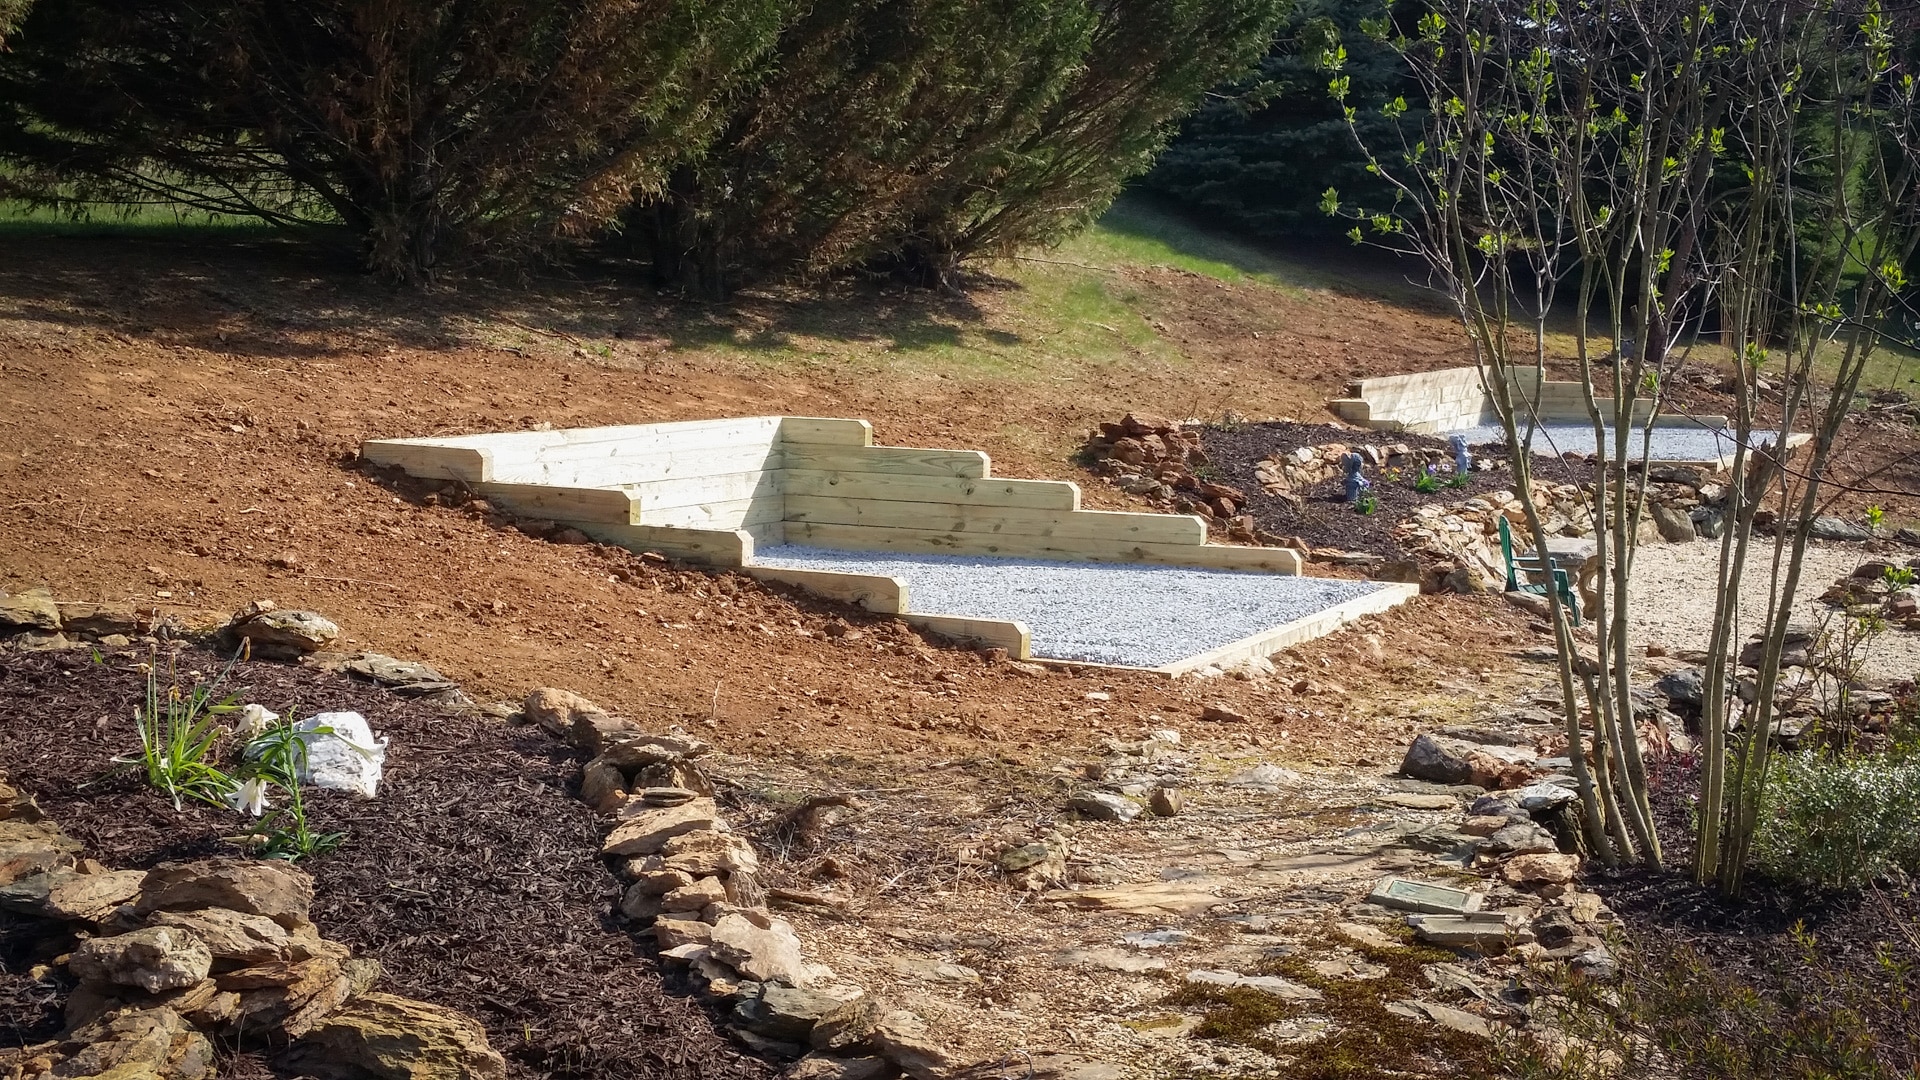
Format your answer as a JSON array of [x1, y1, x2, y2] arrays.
[[1449, 434, 1472, 476], [1341, 451, 1371, 503]]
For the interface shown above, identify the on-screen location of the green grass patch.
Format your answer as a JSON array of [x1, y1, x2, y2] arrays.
[[1061, 196, 1321, 294], [0, 199, 273, 239]]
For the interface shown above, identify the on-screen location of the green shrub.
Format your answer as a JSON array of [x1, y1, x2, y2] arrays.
[[1503, 927, 1920, 1080], [1753, 750, 1920, 889]]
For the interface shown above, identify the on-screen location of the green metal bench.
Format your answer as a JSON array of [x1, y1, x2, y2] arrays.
[[1497, 516, 1582, 626]]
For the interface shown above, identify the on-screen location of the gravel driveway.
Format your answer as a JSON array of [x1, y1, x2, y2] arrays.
[[1624, 540, 1920, 684]]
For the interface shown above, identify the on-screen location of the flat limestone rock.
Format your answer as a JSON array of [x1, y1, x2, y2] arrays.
[[340, 653, 457, 694], [286, 991, 507, 1080], [0, 867, 146, 921], [657, 830, 760, 877], [0, 590, 62, 632], [522, 687, 613, 741], [1406, 913, 1534, 950], [0, 819, 82, 886], [135, 860, 314, 931], [229, 610, 339, 659], [147, 908, 297, 965], [1183, 969, 1321, 1001], [602, 800, 724, 857], [709, 913, 810, 986], [1067, 791, 1142, 823], [1392, 999, 1493, 1039], [71, 927, 214, 993], [25, 1006, 213, 1080], [868, 1012, 955, 1080], [1040, 882, 1225, 917], [1502, 853, 1580, 886]]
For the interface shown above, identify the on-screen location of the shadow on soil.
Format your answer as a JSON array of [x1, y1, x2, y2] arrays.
[[0, 231, 1001, 362]]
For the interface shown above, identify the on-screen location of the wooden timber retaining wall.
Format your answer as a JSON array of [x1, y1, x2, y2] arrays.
[[363, 417, 1345, 665]]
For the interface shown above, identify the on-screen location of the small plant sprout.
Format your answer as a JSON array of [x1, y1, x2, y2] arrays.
[[1885, 565, 1917, 591], [1355, 493, 1379, 515], [117, 650, 244, 811], [235, 712, 347, 862], [1413, 467, 1441, 493], [1866, 504, 1885, 531]]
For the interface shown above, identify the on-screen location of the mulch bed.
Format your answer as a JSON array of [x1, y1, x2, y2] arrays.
[[1582, 752, 1920, 1074], [0, 645, 771, 1080], [1192, 420, 1515, 559]]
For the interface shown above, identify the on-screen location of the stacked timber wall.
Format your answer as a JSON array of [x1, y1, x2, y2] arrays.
[[362, 415, 1302, 574], [1330, 367, 1727, 432]]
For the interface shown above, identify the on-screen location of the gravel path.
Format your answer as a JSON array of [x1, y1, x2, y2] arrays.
[[1446, 421, 1789, 462], [752, 545, 1397, 667], [1625, 541, 1920, 683]]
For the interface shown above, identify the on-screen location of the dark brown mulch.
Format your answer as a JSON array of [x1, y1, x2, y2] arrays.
[[0, 645, 771, 1080], [1582, 753, 1920, 1073], [1192, 420, 1514, 559]]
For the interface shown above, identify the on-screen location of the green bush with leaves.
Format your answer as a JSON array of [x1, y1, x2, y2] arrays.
[[1753, 750, 1920, 890]]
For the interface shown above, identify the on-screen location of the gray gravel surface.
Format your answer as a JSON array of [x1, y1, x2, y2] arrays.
[[1446, 421, 1789, 462], [752, 545, 1396, 667]]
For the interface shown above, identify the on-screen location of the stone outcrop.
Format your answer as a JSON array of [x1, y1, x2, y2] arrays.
[[0, 788, 507, 1080], [1820, 557, 1920, 631], [220, 604, 340, 659], [283, 993, 509, 1080], [531, 687, 973, 1080]]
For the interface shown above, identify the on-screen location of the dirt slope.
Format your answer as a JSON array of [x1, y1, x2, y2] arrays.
[[0, 230, 1525, 769]]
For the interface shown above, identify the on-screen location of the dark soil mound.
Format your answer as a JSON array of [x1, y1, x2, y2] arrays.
[[1195, 420, 1512, 559], [0, 645, 769, 1080], [1584, 754, 1920, 1075]]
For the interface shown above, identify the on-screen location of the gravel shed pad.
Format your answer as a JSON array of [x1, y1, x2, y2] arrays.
[[1445, 421, 1789, 462], [753, 545, 1395, 667]]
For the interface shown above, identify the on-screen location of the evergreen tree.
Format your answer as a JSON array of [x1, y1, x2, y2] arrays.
[[0, 0, 785, 282], [1143, 0, 1412, 240], [636, 0, 1288, 294]]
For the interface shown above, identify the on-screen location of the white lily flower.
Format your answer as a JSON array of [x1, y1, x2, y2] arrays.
[[237, 704, 280, 738], [226, 776, 272, 818]]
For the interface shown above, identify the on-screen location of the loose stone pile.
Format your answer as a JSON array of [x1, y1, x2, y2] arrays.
[[525, 688, 959, 1080], [1819, 557, 1920, 629], [0, 778, 505, 1080], [1072, 415, 1781, 587], [1251, 442, 1456, 502], [1077, 414, 1269, 541]]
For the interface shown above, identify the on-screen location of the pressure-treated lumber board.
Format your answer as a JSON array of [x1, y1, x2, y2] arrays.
[[642, 498, 786, 530], [471, 482, 636, 524], [623, 471, 783, 513], [516, 417, 781, 456], [361, 441, 493, 483], [782, 495, 1207, 545], [899, 613, 1031, 657], [783, 521, 1301, 573], [742, 567, 908, 614], [781, 445, 990, 479], [783, 469, 1080, 511], [524, 444, 785, 489], [779, 417, 874, 446], [1152, 583, 1417, 676], [559, 522, 753, 566]]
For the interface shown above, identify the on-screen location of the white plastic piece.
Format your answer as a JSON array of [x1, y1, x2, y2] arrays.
[[290, 711, 387, 797]]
